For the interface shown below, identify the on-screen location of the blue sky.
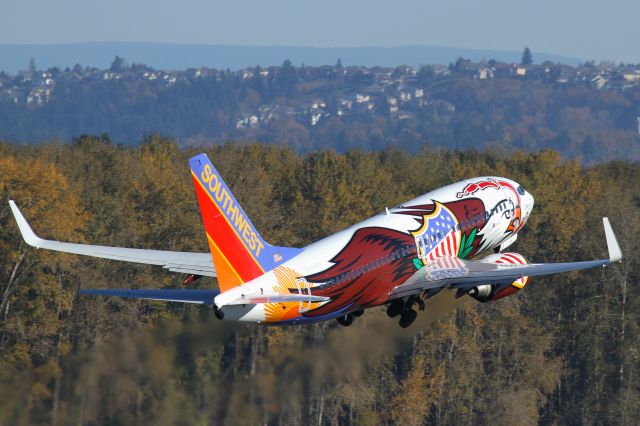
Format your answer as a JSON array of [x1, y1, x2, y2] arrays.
[[3, 0, 638, 63]]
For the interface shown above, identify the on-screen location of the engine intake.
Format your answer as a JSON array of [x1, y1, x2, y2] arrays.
[[467, 252, 530, 303]]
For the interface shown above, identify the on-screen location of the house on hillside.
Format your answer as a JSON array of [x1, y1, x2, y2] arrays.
[[387, 96, 398, 114], [623, 71, 640, 82], [26, 87, 52, 105], [338, 98, 353, 110], [235, 114, 259, 129], [477, 67, 494, 80], [592, 74, 608, 89]]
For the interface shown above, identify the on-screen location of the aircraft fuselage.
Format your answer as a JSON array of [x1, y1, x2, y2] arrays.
[[215, 176, 535, 324]]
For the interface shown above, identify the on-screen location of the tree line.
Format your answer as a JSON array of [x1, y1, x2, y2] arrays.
[[0, 135, 638, 425]]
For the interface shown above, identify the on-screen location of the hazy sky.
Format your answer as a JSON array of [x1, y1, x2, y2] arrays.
[[2, 0, 638, 63]]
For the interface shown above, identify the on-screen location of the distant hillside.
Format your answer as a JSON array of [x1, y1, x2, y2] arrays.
[[0, 42, 581, 74], [1, 59, 639, 163]]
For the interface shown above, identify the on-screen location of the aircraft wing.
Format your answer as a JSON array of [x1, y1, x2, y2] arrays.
[[9, 201, 216, 277], [390, 218, 622, 299], [78, 288, 329, 306]]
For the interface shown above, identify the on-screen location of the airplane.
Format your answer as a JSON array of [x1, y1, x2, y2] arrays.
[[9, 153, 623, 328]]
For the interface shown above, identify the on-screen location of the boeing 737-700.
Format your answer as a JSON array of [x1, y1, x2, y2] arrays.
[[9, 153, 623, 328]]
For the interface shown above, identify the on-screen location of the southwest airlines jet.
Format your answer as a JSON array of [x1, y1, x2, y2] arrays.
[[9, 153, 623, 328]]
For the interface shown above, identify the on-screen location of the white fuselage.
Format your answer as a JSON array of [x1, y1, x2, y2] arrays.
[[215, 177, 534, 323]]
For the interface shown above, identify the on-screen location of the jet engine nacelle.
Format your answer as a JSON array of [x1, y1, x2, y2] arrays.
[[467, 252, 530, 303]]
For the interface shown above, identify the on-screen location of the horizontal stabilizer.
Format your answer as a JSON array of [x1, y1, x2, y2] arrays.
[[80, 289, 219, 304], [220, 292, 330, 306]]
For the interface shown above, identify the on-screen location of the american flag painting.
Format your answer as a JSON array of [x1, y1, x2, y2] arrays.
[[423, 256, 468, 281], [412, 202, 461, 262]]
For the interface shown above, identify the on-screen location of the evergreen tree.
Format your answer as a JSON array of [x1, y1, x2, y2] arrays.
[[110, 55, 129, 72], [522, 46, 533, 65], [279, 59, 297, 96]]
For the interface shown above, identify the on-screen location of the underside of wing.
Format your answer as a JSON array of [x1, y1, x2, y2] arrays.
[[391, 217, 622, 299], [80, 289, 219, 304], [80, 289, 329, 306], [9, 201, 216, 277]]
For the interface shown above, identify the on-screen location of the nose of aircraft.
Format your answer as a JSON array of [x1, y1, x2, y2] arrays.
[[522, 191, 534, 219]]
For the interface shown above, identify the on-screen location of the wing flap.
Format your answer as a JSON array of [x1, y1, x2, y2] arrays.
[[166, 266, 216, 276]]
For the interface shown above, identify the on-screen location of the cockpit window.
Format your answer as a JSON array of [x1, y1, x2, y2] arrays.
[[517, 186, 525, 196]]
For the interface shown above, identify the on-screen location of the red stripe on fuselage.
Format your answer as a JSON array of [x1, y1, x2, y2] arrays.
[[503, 253, 523, 264], [192, 175, 263, 282]]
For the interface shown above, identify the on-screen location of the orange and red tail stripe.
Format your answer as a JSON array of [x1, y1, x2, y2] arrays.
[[189, 154, 302, 291]]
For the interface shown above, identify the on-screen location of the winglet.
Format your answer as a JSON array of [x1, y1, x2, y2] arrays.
[[8, 200, 44, 248], [603, 217, 622, 263]]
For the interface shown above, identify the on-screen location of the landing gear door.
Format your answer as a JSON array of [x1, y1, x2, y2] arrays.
[[295, 277, 312, 313]]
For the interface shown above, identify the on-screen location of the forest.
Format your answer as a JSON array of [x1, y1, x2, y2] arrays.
[[0, 135, 639, 425]]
